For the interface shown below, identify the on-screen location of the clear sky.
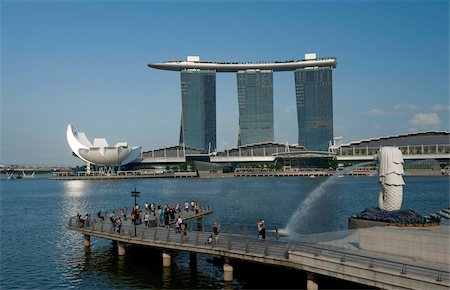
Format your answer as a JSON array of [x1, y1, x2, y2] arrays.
[[1, 0, 449, 166]]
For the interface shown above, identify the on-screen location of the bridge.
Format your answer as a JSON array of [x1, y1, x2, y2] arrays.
[[67, 205, 449, 290]]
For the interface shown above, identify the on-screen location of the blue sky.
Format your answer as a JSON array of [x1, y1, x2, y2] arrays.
[[1, 0, 449, 166]]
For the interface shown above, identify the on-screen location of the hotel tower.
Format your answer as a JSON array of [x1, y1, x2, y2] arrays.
[[148, 53, 336, 151]]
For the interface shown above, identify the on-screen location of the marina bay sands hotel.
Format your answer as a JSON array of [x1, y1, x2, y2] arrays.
[[148, 53, 337, 152]]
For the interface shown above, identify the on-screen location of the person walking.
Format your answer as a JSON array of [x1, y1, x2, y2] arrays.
[[180, 223, 187, 243], [260, 220, 266, 239], [116, 217, 122, 233], [212, 223, 220, 244], [144, 212, 149, 227], [257, 220, 263, 239]]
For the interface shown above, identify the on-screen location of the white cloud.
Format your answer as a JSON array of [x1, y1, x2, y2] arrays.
[[364, 108, 385, 116], [432, 104, 450, 112], [410, 112, 441, 127], [408, 104, 421, 110], [393, 104, 421, 112]]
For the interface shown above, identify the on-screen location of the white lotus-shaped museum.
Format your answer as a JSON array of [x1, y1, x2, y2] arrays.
[[67, 124, 142, 166]]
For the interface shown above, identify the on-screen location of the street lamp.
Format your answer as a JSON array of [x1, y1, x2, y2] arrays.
[[131, 188, 140, 236]]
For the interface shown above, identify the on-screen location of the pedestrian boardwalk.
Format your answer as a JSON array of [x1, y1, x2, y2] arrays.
[[67, 206, 449, 290]]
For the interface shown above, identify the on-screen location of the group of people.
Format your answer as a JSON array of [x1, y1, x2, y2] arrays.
[[205, 220, 266, 244], [75, 213, 91, 228], [183, 201, 199, 214], [86, 203, 271, 242], [92, 200, 200, 232], [106, 211, 123, 233]]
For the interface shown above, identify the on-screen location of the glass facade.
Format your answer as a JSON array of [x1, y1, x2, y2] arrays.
[[295, 67, 333, 151], [237, 70, 274, 146], [180, 70, 216, 153]]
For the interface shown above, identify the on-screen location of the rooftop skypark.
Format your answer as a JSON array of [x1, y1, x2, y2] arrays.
[[148, 54, 337, 72]]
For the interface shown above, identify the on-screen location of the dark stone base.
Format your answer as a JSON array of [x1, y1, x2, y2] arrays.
[[348, 217, 389, 229], [348, 207, 441, 229]]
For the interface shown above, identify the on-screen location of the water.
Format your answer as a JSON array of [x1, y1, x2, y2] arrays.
[[1, 175, 448, 289]]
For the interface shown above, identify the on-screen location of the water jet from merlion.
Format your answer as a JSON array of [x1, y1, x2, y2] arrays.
[[280, 161, 373, 238]]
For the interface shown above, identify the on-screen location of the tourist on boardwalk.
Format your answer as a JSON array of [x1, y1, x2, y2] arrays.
[[116, 217, 122, 233], [76, 214, 85, 228], [213, 223, 220, 244], [261, 220, 266, 239], [150, 203, 155, 215], [109, 211, 116, 223], [123, 207, 127, 220], [175, 216, 183, 233], [194, 203, 199, 214], [184, 201, 189, 212], [158, 206, 164, 225], [205, 234, 213, 245], [180, 223, 187, 242], [257, 219, 266, 239], [119, 208, 125, 221], [164, 210, 170, 228], [169, 207, 175, 221], [144, 212, 149, 227], [111, 216, 117, 232], [97, 211, 105, 221], [130, 209, 136, 225], [82, 214, 90, 227], [138, 210, 143, 225]]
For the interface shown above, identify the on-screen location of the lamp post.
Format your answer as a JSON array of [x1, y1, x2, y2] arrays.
[[131, 188, 140, 236]]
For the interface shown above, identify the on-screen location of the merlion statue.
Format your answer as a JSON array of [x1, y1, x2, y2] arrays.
[[377, 147, 405, 211], [348, 146, 437, 228]]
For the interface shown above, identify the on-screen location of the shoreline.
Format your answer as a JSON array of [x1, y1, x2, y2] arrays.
[[46, 169, 449, 180]]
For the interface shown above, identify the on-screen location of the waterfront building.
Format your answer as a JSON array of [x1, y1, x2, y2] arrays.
[[330, 131, 450, 163], [237, 70, 274, 146], [148, 54, 337, 150], [134, 141, 334, 170], [180, 69, 216, 152], [66, 124, 142, 172], [131, 131, 449, 171], [295, 64, 334, 151]]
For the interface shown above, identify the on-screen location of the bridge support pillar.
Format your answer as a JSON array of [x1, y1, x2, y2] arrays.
[[307, 272, 318, 290], [223, 263, 233, 282], [117, 242, 126, 256], [189, 252, 197, 265], [162, 251, 171, 267], [83, 234, 90, 247]]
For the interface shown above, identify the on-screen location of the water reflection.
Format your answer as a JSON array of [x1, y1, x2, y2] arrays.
[[64, 180, 88, 197], [162, 266, 171, 288]]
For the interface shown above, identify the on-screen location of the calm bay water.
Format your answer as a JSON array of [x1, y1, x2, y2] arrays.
[[1, 175, 448, 289]]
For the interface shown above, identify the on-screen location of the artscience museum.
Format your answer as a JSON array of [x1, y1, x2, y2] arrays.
[[66, 124, 142, 171]]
